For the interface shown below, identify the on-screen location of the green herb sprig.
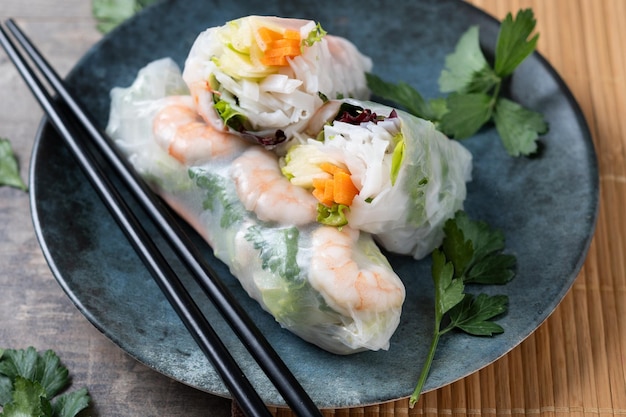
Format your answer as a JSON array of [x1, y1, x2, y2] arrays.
[[368, 9, 548, 157], [0, 347, 90, 417], [409, 211, 515, 407], [0, 138, 27, 191], [92, 0, 159, 33]]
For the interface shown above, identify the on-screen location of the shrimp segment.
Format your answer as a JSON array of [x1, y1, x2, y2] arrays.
[[152, 96, 248, 165], [309, 226, 405, 317], [230, 147, 318, 225]]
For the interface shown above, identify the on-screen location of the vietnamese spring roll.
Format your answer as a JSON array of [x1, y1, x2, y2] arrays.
[[106, 58, 405, 354], [182, 15, 372, 147], [281, 99, 473, 259]]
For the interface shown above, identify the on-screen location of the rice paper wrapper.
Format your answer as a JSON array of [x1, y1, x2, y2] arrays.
[[106, 58, 404, 355], [283, 99, 473, 260], [349, 100, 472, 259]]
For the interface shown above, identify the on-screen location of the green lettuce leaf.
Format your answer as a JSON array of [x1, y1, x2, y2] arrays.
[[302, 22, 327, 47], [316, 203, 350, 227], [390, 135, 405, 186], [213, 97, 249, 132]]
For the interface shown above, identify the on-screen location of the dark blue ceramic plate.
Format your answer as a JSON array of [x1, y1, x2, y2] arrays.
[[29, 0, 598, 409]]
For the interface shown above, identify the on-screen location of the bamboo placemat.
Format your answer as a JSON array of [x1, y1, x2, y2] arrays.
[[257, 0, 626, 415]]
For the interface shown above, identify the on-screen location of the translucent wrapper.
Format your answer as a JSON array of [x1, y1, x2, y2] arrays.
[[106, 27, 472, 352], [182, 15, 372, 146], [106, 58, 404, 354], [282, 99, 473, 259]]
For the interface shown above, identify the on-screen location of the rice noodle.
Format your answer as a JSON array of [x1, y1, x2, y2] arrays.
[[182, 16, 372, 145]]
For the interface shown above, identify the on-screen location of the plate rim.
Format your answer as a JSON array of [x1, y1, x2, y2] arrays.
[[27, 0, 600, 408]]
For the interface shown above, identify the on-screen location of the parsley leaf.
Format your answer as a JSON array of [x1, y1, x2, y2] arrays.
[[365, 73, 437, 121], [409, 212, 514, 408], [0, 376, 11, 406], [1, 377, 51, 417], [189, 168, 244, 228], [494, 9, 540, 77], [0, 347, 41, 384], [0, 348, 70, 399], [0, 138, 28, 191], [438, 26, 493, 94], [244, 226, 301, 281], [442, 211, 516, 285], [367, 8, 548, 157], [447, 294, 507, 336], [51, 389, 91, 417], [439, 8, 546, 153], [38, 350, 70, 399], [0, 347, 90, 417], [432, 249, 465, 322], [494, 98, 548, 157], [92, 0, 159, 33], [439, 93, 493, 139]]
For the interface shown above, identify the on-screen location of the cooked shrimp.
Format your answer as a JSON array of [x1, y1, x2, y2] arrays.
[[308, 226, 405, 317], [186, 80, 223, 128], [152, 96, 248, 165], [230, 146, 318, 225]]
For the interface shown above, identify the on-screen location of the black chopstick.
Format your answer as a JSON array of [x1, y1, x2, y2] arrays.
[[0, 23, 271, 417], [1, 20, 322, 417]]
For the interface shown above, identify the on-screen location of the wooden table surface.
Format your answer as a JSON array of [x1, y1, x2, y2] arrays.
[[1, 1, 624, 416]]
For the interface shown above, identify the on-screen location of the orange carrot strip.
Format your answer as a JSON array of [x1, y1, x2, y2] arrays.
[[311, 163, 359, 207], [269, 38, 301, 49], [283, 28, 301, 40], [323, 180, 335, 205], [319, 162, 344, 176], [260, 55, 289, 66], [333, 171, 359, 206], [257, 27, 283, 47], [312, 178, 332, 206], [263, 45, 301, 58], [257, 26, 302, 66], [312, 177, 326, 191]]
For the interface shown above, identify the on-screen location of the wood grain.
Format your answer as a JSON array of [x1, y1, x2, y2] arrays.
[[1, 1, 624, 416], [0, 2, 231, 416]]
